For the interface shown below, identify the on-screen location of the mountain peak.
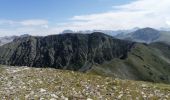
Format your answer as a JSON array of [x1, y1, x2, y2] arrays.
[[135, 27, 159, 32], [129, 28, 160, 43]]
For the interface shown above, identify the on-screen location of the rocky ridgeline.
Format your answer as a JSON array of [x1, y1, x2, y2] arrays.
[[0, 32, 134, 71], [0, 65, 170, 99]]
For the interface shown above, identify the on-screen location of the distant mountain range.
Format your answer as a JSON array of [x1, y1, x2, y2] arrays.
[[62, 28, 170, 45], [2, 27, 168, 47], [61, 27, 139, 36], [0, 34, 30, 46], [0, 32, 170, 83], [115, 27, 170, 44], [0, 36, 17, 46]]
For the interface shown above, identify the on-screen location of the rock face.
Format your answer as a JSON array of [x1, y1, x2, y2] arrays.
[[0, 32, 134, 71]]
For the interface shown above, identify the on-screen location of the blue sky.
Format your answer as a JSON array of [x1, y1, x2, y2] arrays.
[[0, 0, 133, 22], [0, 0, 169, 36]]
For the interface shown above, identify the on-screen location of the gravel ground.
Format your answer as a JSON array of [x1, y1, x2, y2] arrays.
[[0, 65, 170, 100]]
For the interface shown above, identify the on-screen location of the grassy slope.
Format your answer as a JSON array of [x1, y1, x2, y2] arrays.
[[0, 65, 170, 99], [90, 43, 170, 83]]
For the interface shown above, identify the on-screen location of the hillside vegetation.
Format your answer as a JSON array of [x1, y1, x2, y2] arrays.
[[90, 43, 170, 83]]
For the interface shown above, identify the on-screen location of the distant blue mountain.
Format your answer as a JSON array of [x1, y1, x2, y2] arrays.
[[115, 27, 170, 44]]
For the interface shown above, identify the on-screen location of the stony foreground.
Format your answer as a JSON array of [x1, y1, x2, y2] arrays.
[[0, 65, 170, 100]]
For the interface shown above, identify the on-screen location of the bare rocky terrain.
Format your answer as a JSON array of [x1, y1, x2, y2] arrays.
[[0, 65, 170, 100]]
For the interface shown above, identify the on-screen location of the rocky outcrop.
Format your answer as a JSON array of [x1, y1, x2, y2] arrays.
[[0, 32, 134, 71]]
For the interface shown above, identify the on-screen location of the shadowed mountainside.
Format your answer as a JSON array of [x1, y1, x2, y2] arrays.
[[0, 32, 134, 71]]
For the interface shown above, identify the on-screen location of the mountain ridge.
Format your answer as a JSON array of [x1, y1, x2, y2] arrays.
[[0, 32, 134, 71]]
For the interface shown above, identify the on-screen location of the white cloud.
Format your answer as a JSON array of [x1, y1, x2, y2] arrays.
[[0, 20, 15, 25], [20, 20, 48, 26], [60, 0, 170, 31], [0, 19, 51, 37], [166, 21, 170, 26], [0, 0, 170, 36], [42, 25, 49, 29], [0, 19, 48, 26]]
